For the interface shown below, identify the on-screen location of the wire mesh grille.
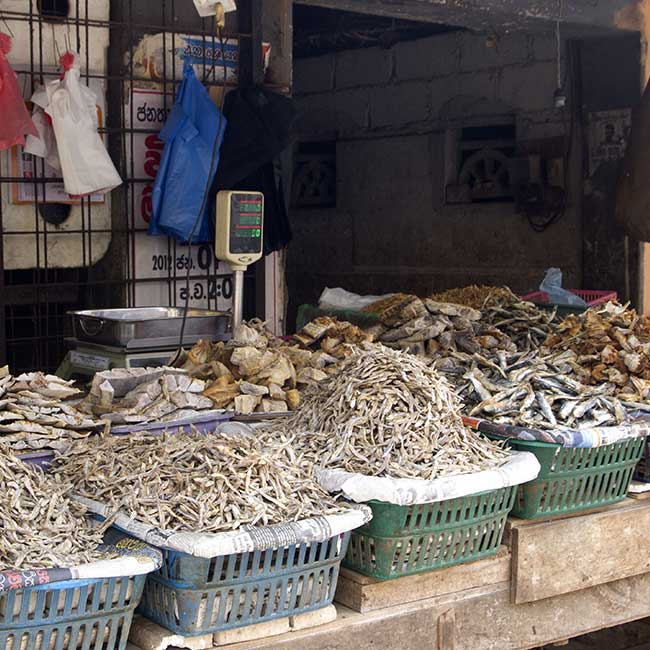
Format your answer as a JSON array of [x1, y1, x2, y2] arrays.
[[0, 0, 258, 372]]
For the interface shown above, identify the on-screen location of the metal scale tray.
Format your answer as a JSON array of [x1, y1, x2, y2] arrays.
[[68, 307, 230, 349]]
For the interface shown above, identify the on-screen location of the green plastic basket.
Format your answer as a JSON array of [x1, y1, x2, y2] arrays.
[[342, 486, 516, 580], [489, 436, 646, 519]]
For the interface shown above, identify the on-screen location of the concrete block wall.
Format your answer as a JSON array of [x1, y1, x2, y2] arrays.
[[287, 31, 583, 324]]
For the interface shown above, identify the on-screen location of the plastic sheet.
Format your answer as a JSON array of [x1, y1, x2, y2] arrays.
[[0, 32, 38, 150], [465, 416, 650, 448], [316, 451, 540, 506], [74, 495, 371, 559], [318, 287, 394, 312], [0, 528, 161, 592], [539, 268, 587, 307]]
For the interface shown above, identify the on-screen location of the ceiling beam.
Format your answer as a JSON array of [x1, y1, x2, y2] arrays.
[[293, 0, 642, 33]]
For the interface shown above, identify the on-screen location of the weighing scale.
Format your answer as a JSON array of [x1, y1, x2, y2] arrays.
[[56, 191, 264, 381], [215, 190, 265, 329]]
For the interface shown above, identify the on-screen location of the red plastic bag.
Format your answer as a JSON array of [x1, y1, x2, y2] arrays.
[[0, 32, 37, 151]]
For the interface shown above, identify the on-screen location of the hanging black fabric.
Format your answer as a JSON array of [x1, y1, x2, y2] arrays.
[[616, 78, 650, 242], [213, 86, 296, 253]]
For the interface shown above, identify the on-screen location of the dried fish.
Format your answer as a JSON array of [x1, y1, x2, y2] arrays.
[[437, 348, 632, 430], [53, 432, 349, 532], [184, 320, 366, 413], [545, 301, 650, 400], [262, 344, 509, 480], [0, 447, 110, 570]]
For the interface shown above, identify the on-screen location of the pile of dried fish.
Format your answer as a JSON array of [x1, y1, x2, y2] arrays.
[[545, 302, 650, 400], [436, 348, 631, 430], [357, 293, 516, 357], [0, 447, 109, 570], [476, 288, 557, 352], [429, 285, 516, 310], [0, 368, 98, 452], [265, 345, 509, 480], [76, 367, 214, 425], [184, 319, 369, 414], [53, 431, 347, 532]]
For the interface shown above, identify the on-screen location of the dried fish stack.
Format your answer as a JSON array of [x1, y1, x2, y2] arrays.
[[436, 348, 631, 430], [0, 446, 108, 570], [545, 302, 650, 403], [429, 285, 516, 311], [358, 293, 516, 357], [265, 345, 509, 480], [0, 368, 99, 452], [185, 320, 368, 414], [76, 366, 215, 425], [477, 288, 557, 352], [53, 431, 348, 532]]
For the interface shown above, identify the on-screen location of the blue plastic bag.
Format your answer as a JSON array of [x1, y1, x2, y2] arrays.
[[539, 268, 587, 307], [149, 63, 226, 243]]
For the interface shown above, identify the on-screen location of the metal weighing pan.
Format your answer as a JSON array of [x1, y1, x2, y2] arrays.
[[68, 307, 230, 349]]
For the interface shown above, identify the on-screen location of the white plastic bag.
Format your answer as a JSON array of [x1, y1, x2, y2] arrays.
[[316, 451, 541, 506], [44, 52, 121, 196], [24, 85, 61, 171], [318, 287, 394, 311]]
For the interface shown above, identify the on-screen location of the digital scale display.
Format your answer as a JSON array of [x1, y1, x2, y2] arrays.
[[229, 193, 263, 254]]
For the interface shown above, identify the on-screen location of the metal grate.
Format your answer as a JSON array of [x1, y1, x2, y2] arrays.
[[0, 0, 262, 373]]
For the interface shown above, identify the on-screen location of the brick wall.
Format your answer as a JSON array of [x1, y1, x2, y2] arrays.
[[287, 30, 584, 325]]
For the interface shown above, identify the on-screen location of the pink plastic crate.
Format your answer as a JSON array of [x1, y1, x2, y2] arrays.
[[520, 289, 617, 306]]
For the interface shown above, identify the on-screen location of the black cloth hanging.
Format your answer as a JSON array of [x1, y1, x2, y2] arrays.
[[213, 86, 296, 253]]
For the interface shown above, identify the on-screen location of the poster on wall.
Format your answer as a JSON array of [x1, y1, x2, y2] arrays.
[[126, 86, 233, 310], [588, 109, 632, 177]]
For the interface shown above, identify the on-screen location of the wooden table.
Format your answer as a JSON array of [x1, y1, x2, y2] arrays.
[[225, 498, 650, 650]]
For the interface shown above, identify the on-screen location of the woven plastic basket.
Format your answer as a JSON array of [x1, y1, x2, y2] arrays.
[[634, 439, 650, 483], [489, 436, 645, 519], [342, 486, 516, 580], [137, 533, 350, 636], [0, 574, 145, 650]]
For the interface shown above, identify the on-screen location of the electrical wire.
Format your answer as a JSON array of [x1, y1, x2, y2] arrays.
[[526, 11, 573, 233], [172, 20, 229, 363]]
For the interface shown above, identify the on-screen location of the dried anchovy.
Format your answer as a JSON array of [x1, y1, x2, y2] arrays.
[[0, 448, 108, 570], [436, 348, 631, 430], [477, 288, 557, 352], [53, 431, 347, 533], [265, 345, 508, 480]]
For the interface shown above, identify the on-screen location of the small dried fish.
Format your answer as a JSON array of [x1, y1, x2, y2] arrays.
[[53, 431, 349, 533], [0, 447, 109, 570], [262, 344, 509, 480]]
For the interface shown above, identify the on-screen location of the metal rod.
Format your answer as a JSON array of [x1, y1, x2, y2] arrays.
[[231, 269, 244, 331]]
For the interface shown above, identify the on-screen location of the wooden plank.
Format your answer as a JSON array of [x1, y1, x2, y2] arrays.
[[219, 571, 650, 650], [293, 0, 638, 33], [510, 498, 650, 604], [438, 609, 456, 650], [335, 547, 511, 613], [505, 498, 635, 535]]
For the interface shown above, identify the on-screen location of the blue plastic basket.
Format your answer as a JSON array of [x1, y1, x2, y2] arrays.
[[0, 574, 146, 650], [137, 533, 351, 636]]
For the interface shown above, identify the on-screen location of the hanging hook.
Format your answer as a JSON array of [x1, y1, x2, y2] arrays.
[[1, 11, 15, 38]]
